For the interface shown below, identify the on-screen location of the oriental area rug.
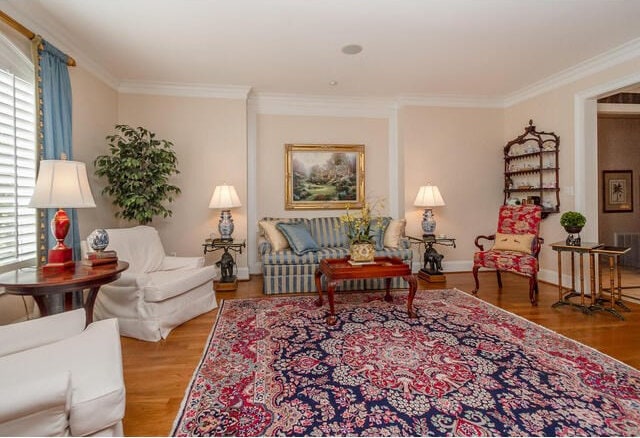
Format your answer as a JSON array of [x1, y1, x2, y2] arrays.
[[172, 289, 640, 436]]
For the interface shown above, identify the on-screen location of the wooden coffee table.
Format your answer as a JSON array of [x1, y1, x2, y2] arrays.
[[314, 257, 418, 325]]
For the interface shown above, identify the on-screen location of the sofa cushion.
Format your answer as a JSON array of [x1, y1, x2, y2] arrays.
[[262, 249, 319, 265], [143, 265, 216, 302], [276, 222, 320, 255], [308, 217, 348, 248], [105, 226, 166, 273], [262, 247, 351, 265]]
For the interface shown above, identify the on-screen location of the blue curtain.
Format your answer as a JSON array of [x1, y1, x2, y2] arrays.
[[36, 39, 81, 261]]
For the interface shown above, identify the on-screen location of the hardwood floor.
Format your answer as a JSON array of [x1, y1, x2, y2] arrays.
[[121, 272, 640, 436]]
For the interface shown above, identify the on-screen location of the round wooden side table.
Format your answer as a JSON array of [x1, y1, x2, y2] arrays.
[[0, 261, 129, 326]]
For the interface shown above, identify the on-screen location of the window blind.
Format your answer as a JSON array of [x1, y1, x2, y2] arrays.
[[0, 67, 36, 270]]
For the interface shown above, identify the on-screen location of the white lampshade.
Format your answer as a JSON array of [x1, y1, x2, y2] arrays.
[[414, 185, 445, 207], [208, 184, 241, 209], [28, 160, 96, 208]]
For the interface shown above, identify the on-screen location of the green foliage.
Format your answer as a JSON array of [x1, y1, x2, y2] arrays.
[[339, 200, 384, 244], [94, 125, 181, 225], [560, 211, 586, 228]]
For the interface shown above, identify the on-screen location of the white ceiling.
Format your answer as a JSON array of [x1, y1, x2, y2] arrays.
[[4, 0, 640, 100]]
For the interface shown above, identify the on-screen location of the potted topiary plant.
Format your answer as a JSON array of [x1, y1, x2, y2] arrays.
[[94, 125, 181, 225], [560, 211, 586, 246]]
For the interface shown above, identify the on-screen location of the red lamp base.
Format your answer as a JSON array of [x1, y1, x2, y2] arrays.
[[42, 208, 75, 274]]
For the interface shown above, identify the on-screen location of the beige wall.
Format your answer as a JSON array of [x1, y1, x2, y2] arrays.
[[67, 49, 640, 283], [70, 66, 119, 238], [256, 114, 390, 218], [400, 106, 504, 266], [117, 94, 247, 268], [597, 116, 640, 245], [504, 56, 640, 274]]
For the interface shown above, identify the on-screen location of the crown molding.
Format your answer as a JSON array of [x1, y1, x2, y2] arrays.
[[249, 92, 396, 118], [397, 94, 504, 109], [1, 2, 120, 90], [118, 81, 251, 99], [504, 37, 640, 108]]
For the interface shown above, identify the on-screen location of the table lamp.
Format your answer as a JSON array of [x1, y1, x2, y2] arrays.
[[414, 184, 445, 236], [209, 184, 241, 241], [28, 160, 96, 272]]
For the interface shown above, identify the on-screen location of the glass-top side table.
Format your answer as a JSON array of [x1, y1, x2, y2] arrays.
[[408, 235, 456, 282], [202, 238, 246, 291]]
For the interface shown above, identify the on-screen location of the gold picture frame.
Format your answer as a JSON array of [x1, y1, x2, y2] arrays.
[[284, 144, 365, 210]]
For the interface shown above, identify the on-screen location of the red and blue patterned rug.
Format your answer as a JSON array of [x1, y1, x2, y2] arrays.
[[172, 289, 640, 436]]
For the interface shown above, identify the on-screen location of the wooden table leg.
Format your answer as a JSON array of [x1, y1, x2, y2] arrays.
[[579, 253, 585, 307], [557, 250, 563, 302], [570, 252, 576, 294], [326, 280, 338, 325], [64, 292, 74, 311], [84, 286, 100, 326], [33, 295, 48, 317], [404, 275, 417, 318], [314, 268, 323, 307], [589, 252, 596, 306], [608, 255, 615, 310], [384, 278, 392, 302]]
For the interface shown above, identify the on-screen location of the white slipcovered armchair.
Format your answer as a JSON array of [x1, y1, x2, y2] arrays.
[[0, 309, 125, 436], [93, 226, 217, 341]]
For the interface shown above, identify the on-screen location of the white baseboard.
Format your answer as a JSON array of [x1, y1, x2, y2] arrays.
[[411, 260, 473, 273], [237, 267, 250, 281], [215, 266, 251, 280]]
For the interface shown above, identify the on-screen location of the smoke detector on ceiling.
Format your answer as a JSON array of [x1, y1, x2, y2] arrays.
[[341, 44, 363, 55]]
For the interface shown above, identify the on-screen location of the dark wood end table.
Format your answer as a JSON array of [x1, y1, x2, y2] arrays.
[[314, 256, 418, 325], [0, 261, 129, 326], [203, 238, 246, 291]]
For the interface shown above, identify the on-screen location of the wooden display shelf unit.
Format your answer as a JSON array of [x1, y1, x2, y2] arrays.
[[503, 120, 560, 218]]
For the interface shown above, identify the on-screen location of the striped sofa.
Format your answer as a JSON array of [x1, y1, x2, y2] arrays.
[[259, 216, 413, 294]]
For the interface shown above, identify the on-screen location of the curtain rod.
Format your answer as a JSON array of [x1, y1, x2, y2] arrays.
[[0, 10, 76, 66]]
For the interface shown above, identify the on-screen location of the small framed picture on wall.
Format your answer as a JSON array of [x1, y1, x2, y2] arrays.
[[602, 170, 633, 213]]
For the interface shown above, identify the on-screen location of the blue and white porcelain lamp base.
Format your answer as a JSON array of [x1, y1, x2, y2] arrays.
[[421, 208, 436, 236], [218, 209, 234, 241]]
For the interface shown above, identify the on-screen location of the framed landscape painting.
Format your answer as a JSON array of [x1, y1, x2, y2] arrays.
[[603, 170, 633, 213], [284, 144, 365, 210]]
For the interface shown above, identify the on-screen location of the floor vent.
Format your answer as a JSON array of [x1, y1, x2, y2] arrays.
[[614, 232, 640, 268]]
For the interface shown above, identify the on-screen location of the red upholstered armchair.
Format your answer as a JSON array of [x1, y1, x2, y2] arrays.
[[472, 205, 543, 304]]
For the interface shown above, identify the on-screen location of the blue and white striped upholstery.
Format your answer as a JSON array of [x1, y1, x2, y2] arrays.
[[260, 216, 413, 294], [308, 217, 348, 248]]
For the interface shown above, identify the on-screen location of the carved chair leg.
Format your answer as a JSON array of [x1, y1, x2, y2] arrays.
[[472, 266, 480, 294], [496, 270, 503, 289], [529, 275, 538, 305]]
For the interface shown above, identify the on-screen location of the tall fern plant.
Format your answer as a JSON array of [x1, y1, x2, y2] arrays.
[[95, 125, 181, 225]]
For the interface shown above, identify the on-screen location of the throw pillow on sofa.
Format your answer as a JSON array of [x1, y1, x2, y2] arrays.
[[259, 220, 290, 252], [371, 217, 391, 250], [383, 218, 406, 249], [276, 222, 320, 255]]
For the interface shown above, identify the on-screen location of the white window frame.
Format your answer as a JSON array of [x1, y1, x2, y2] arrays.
[[0, 35, 36, 273]]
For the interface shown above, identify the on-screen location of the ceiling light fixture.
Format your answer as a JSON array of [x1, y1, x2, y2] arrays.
[[329, 80, 338, 86], [341, 44, 363, 55]]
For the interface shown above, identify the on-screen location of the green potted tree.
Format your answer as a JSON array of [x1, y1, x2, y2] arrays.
[[94, 125, 181, 225], [560, 211, 586, 246]]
